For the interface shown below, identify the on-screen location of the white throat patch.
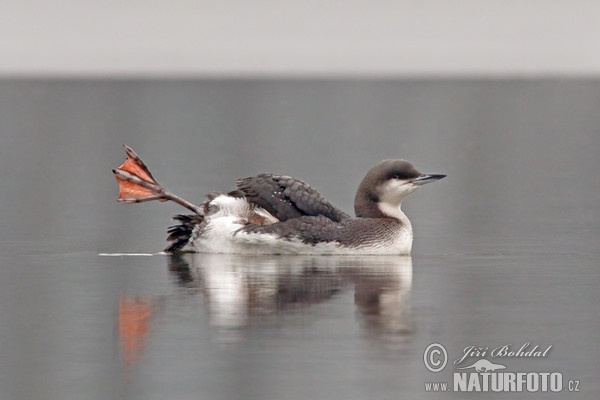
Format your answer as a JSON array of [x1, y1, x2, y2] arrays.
[[377, 179, 419, 219]]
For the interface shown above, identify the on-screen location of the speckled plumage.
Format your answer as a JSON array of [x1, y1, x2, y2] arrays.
[[240, 215, 406, 247]]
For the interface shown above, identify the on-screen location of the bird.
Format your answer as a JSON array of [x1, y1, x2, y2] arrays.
[[113, 145, 445, 255]]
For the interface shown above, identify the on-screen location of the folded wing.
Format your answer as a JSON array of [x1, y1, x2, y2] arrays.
[[236, 174, 350, 223]]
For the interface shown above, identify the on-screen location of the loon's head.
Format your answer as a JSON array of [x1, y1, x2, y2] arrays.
[[354, 159, 446, 219]]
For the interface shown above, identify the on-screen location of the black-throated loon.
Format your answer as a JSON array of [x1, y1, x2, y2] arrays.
[[113, 146, 445, 255]]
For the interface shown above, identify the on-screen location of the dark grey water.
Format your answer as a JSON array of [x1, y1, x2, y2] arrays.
[[0, 80, 598, 399]]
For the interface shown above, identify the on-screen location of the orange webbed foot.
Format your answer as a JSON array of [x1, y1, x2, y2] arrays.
[[113, 145, 166, 203]]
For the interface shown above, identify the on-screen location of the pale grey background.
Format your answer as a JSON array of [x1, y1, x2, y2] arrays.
[[1, 0, 599, 77]]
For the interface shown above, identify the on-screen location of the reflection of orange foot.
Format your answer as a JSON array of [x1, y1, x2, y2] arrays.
[[118, 296, 153, 365]]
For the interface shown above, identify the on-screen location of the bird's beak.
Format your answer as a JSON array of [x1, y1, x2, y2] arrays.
[[411, 174, 446, 186]]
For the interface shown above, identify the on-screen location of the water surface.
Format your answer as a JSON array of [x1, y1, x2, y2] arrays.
[[0, 80, 598, 399]]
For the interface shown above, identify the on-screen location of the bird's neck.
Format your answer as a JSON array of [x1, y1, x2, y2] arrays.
[[377, 202, 410, 226], [354, 189, 383, 218], [354, 191, 406, 221]]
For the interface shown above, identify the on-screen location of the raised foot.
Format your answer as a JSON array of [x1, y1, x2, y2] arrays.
[[113, 145, 167, 203], [113, 145, 203, 214]]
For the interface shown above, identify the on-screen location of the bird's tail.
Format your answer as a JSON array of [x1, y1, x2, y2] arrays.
[[165, 214, 204, 253]]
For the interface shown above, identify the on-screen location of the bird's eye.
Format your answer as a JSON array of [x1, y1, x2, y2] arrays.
[[392, 175, 400, 179]]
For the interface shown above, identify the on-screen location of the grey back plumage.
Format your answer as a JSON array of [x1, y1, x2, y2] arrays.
[[236, 174, 350, 222]]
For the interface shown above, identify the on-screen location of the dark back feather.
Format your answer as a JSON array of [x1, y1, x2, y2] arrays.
[[236, 174, 350, 222]]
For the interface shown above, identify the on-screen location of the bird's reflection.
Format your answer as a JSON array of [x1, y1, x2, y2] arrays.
[[118, 254, 414, 366], [167, 253, 414, 338]]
